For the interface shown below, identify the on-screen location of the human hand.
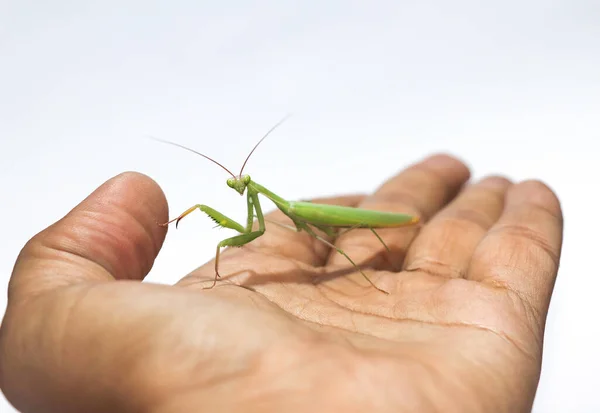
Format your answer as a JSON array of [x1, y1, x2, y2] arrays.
[[0, 154, 563, 413]]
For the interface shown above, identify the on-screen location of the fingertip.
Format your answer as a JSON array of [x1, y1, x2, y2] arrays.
[[506, 179, 563, 222], [96, 171, 169, 218], [419, 153, 472, 182], [476, 175, 513, 190], [79, 171, 170, 257]]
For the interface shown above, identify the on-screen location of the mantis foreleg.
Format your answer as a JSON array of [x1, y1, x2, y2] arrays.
[[162, 191, 267, 288], [161, 204, 245, 232], [210, 191, 266, 288]]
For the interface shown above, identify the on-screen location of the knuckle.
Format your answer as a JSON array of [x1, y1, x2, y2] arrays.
[[438, 208, 494, 232]]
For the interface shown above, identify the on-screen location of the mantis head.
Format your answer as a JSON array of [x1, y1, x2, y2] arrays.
[[227, 175, 251, 195]]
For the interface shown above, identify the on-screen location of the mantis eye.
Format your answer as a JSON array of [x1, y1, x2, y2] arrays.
[[243, 175, 251, 184], [226, 179, 235, 188]]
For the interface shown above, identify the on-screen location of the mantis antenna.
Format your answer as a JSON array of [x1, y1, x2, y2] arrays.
[[238, 114, 292, 176], [147, 136, 237, 178]]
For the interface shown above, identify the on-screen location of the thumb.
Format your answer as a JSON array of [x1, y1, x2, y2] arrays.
[[8, 172, 168, 299], [0, 172, 169, 413]]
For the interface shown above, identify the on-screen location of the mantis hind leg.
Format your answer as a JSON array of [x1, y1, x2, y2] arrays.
[[333, 225, 391, 254], [336, 226, 395, 270], [302, 225, 389, 294], [368, 228, 391, 253], [264, 218, 389, 294]]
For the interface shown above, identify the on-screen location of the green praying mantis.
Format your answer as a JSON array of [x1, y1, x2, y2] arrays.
[[153, 118, 420, 294]]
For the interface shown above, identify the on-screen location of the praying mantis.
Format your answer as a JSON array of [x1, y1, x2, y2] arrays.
[[153, 118, 420, 294]]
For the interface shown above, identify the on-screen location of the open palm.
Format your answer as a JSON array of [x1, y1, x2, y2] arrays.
[[0, 155, 562, 413]]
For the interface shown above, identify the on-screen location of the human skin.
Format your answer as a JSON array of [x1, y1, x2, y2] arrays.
[[0, 154, 563, 413]]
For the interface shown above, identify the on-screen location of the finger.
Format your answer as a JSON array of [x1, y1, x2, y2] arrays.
[[178, 194, 365, 287], [466, 180, 563, 323], [326, 154, 471, 280], [9, 172, 168, 299], [403, 176, 512, 278]]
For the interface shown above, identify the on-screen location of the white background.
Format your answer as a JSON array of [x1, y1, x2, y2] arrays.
[[1, 1, 598, 412]]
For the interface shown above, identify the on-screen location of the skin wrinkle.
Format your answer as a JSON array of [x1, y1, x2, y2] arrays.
[[129, 322, 264, 409], [294, 300, 537, 371], [488, 223, 561, 269], [148, 349, 264, 413], [64, 285, 160, 406], [54, 285, 94, 371], [289, 293, 313, 320], [482, 266, 552, 334], [41, 245, 111, 282], [404, 257, 466, 279], [507, 292, 544, 351], [396, 351, 488, 413], [329, 289, 537, 361], [337, 349, 402, 411], [101, 199, 162, 257], [288, 315, 397, 348], [472, 182, 509, 196], [484, 281, 544, 348], [328, 268, 389, 293], [440, 208, 497, 232], [261, 285, 353, 327], [483, 277, 545, 349], [535, 201, 564, 224], [461, 183, 508, 204], [11, 245, 110, 304], [78, 205, 160, 279], [243, 288, 279, 313], [374, 349, 450, 412], [122, 207, 165, 275], [54, 212, 134, 280], [9, 285, 122, 410], [347, 304, 361, 333], [408, 359, 452, 413], [483, 275, 544, 323]]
